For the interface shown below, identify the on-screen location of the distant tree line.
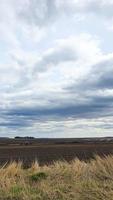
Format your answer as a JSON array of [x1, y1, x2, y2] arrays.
[[15, 136, 35, 139]]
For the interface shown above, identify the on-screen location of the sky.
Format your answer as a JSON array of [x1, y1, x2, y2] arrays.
[[0, 0, 113, 138]]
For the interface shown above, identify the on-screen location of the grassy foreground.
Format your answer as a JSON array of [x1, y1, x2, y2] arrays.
[[0, 156, 113, 199]]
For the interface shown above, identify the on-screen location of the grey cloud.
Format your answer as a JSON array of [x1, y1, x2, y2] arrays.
[[66, 57, 113, 93], [0, 121, 28, 128], [95, 73, 113, 89], [92, 58, 113, 89], [18, 0, 58, 27], [34, 46, 76, 72], [16, 0, 113, 27], [2, 56, 113, 130], [6, 95, 113, 120], [71, 0, 113, 18]]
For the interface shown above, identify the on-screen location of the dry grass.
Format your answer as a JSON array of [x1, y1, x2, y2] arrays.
[[0, 155, 113, 199]]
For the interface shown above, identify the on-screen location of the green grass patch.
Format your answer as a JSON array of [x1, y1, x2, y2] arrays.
[[30, 172, 48, 182], [10, 185, 23, 195]]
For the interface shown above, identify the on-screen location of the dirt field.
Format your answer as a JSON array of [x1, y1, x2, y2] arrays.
[[0, 140, 113, 166]]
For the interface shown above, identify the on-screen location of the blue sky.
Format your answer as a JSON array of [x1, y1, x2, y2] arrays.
[[1, 0, 113, 138]]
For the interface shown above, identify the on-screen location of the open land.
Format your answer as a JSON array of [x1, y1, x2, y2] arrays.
[[0, 137, 113, 166], [1, 138, 113, 199], [1, 155, 113, 200]]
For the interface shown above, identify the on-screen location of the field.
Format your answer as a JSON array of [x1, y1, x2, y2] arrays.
[[1, 155, 113, 199], [1, 138, 113, 199], [0, 138, 113, 166]]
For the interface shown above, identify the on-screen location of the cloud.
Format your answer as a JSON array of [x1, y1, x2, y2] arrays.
[[33, 34, 101, 75], [0, 31, 110, 137], [60, 0, 113, 17], [66, 54, 113, 93], [15, 0, 113, 28], [34, 44, 76, 73], [6, 95, 113, 119], [0, 0, 113, 137], [18, 0, 58, 26]]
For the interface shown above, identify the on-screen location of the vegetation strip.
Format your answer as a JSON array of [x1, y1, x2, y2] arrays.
[[0, 155, 113, 199]]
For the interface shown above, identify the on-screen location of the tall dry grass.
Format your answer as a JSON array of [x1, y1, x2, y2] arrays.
[[0, 155, 113, 199]]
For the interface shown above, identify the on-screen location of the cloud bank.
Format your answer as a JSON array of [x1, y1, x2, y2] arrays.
[[0, 0, 113, 137]]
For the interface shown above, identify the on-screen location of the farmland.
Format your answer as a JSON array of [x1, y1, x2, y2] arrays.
[[1, 138, 113, 199], [0, 137, 113, 166]]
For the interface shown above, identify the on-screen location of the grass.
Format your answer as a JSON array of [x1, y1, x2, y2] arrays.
[[30, 172, 48, 182], [0, 155, 113, 199]]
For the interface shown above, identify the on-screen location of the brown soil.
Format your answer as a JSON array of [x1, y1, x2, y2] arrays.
[[0, 142, 113, 166]]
